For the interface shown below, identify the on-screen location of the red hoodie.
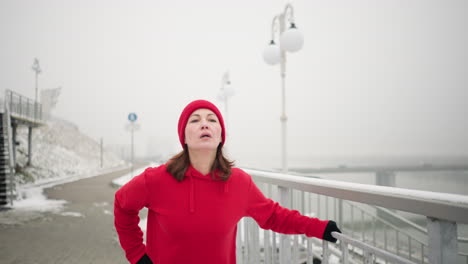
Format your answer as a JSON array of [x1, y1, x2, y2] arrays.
[[114, 164, 329, 264]]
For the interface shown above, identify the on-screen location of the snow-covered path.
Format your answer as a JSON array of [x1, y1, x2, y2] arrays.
[[0, 166, 144, 264]]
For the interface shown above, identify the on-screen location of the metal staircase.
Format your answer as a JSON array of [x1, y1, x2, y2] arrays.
[[0, 105, 16, 206], [0, 89, 43, 207]]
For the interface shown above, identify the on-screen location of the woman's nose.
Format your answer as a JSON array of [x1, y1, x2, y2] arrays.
[[200, 119, 209, 129]]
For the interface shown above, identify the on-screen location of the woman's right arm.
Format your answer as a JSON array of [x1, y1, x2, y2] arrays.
[[114, 170, 150, 264]]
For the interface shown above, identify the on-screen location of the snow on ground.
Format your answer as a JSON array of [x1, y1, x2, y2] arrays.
[[59, 211, 84, 217], [0, 116, 127, 225], [13, 186, 67, 212], [103, 210, 112, 215], [11, 165, 128, 212], [0, 166, 128, 225]]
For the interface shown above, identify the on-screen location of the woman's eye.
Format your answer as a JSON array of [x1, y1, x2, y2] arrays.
[[190, 119, 199, 123], [209, 119, 217, 122]]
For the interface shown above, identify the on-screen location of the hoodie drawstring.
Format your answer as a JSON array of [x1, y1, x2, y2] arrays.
[[189, 175, 195, 214]]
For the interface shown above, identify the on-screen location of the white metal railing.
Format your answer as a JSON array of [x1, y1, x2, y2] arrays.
[[301, 166, 468, 263], [239, 168, 468, 264]]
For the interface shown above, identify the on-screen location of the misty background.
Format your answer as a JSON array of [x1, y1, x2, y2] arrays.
[[1, 0, 467, 169]]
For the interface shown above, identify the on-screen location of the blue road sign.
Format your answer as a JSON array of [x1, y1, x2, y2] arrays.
[[128, 113, 137, 122]]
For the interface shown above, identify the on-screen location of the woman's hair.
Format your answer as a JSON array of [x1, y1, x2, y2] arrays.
[[166, 145, 234, 182]]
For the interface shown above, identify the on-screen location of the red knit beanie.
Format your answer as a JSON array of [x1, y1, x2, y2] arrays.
[[177, 100, 226, 147]]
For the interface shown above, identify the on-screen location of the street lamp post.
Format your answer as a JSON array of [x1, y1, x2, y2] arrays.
[[26, 58, 42, 166], [262, 4, 304, 264], [31, 58, 42, 120], [217, 71, 234, 124], [31, 58, 42, 103], [263, 3, 304, 174]]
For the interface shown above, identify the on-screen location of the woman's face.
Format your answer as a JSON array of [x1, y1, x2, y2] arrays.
[[184, 108, 222, 151]]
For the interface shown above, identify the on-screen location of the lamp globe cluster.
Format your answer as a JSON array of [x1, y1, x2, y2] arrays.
[[263, 23, 304, 65]]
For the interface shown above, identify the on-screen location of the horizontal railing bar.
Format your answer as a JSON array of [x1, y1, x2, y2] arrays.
[[245, 169, 468, 224], [332, 232, 417, 264]]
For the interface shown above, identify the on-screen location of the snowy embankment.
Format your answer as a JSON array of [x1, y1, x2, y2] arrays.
[[9, 116, 126, 212], [15, 117, 125, 184]]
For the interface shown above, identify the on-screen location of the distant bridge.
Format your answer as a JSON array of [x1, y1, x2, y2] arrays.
[[0, 89, 44, 206], [290, 164, 468, 174]]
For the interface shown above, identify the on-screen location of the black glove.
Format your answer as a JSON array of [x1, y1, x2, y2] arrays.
[[137, 254, 153, 264], [322, 220, 341, 243]]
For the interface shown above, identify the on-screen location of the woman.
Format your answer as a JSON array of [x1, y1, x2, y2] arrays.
[[114, 99, 341, 264]]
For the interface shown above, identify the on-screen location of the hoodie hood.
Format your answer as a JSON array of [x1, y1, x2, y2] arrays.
[[184, 165, 229, 214]]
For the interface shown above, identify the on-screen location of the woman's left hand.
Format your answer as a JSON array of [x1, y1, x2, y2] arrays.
[[322, 220, 341, 243]]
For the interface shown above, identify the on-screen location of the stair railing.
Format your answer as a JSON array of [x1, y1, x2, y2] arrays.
[[2, 103, 16, 205], [5, 89, 42, 122]]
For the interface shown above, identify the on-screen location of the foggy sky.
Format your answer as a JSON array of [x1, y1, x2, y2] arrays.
[[1, 0, 467, 168]]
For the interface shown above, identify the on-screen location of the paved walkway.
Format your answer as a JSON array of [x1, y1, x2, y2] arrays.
[[0, 166, 147, 264]]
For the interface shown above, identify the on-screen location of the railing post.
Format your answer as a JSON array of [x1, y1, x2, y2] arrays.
[[338, 199, 343, 230], [261, 185, 270, 262], [322, 240, 329, 264], [307, 237, 313, 264], [252, 220, 259, 264], [236, 220, 243, 264], [341, 240, 349, 264], [427, 217, 458, 264], [9, 91, 13, 113], [12, 122, 17, 164], [278, 186, 291, 264], [27, 126, 32, 166], [246, 219, 252, 264], [269, 184, 277, 263], [19, 96, 22, 115], [272, 231, 277, 263]]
